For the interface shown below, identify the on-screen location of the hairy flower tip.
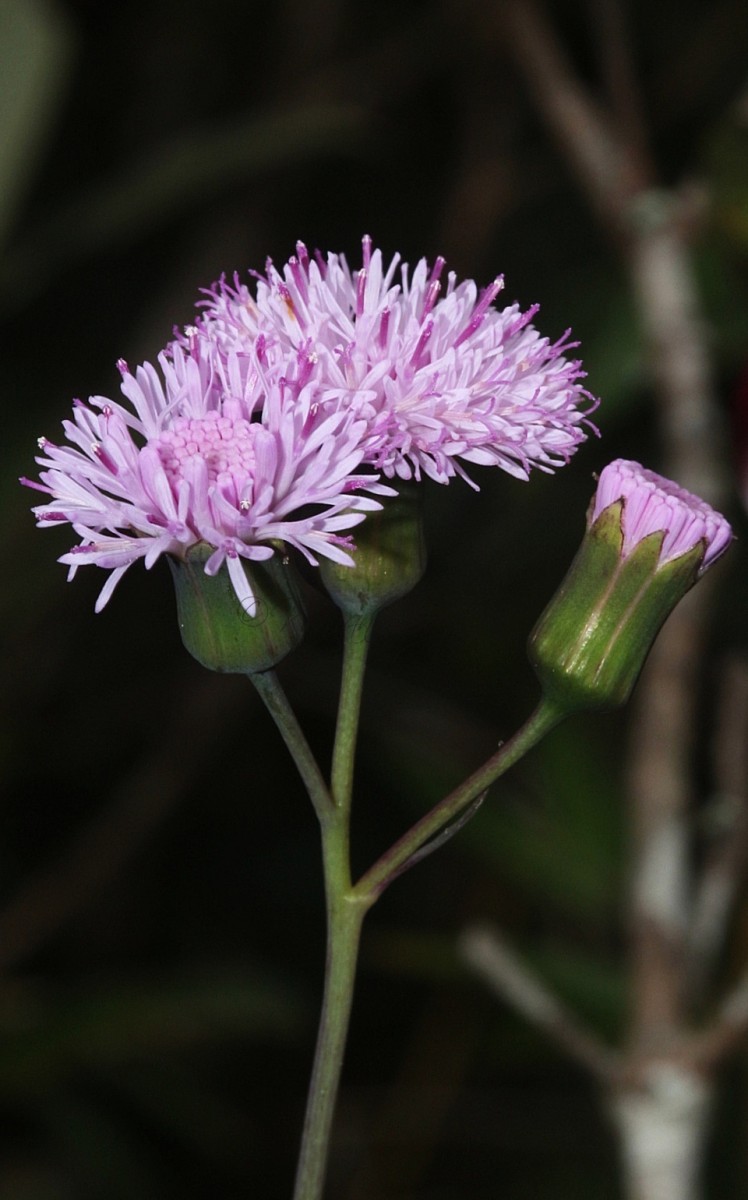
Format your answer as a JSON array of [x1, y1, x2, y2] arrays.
[[25, 344, 387, 614], [197, 236, 599, 487], [592, 459, 733, 573]]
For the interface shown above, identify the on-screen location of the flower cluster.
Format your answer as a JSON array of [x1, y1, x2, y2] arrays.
[[196, 235, 597, 485], [25, 237, 597, 613]]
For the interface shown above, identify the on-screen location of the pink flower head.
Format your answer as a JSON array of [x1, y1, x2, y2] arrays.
[[196, 235, 598, 486], [591, 459, 732, 573], [23, 342, 388, 614]]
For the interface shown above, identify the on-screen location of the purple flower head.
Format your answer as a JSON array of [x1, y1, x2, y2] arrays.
[[591, 459, 733, 573], [23, 342, 388, 615], [197, 236, 599, 487]]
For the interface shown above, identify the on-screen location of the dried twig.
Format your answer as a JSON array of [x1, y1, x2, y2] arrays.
[[589, 0, 654, 179], [499, 0, 645, 228], [460, 924, 621, 1083], [686, 970, 748, 1072]]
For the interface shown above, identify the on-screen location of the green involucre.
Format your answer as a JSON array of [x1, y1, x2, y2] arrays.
[[168, 544, 306, 674], [528, 502, 704, 712]]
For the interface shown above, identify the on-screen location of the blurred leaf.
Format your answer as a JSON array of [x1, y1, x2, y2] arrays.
[[706, 118, 748, 255], [0, 1162, 67, 1200], [0, 0, 74, 246], [385, 711, 624, 922], [110, 1061, 255, 1171], [0, 967, 305, 1096], [44, 1091, 168, 1200], [363, 926, 464, 983], [575, 274, 646, 416], [694, 236, 748, 364], [364, 926, 625, 1043], [461, 724, 625, 921], [531, 941, 626, 1040]]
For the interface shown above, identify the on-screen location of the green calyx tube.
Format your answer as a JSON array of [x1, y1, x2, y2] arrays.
[[168, 543, 306, 674], [528, 501, 705, 713], [319, 486, 427, 617]]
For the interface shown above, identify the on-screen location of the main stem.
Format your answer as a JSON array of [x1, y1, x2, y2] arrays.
[[292, 816, 369, 1200], [292, 610, 376, 1200], [250, 652, 563, 1199]]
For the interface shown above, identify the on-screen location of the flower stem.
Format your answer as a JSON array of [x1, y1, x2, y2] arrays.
[[292, 813, 370, 1200], [330, 612, 376, 811], [354, 697, 563, 902], [253, 668, 563, 1199], [249, 669, 334, 822], [291, 614, 375, 1199]]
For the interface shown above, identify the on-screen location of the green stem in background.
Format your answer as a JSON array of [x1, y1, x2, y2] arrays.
[[354, 697, 564, 902], [330, 611, 376, 811], [249, 669, 333, 822]]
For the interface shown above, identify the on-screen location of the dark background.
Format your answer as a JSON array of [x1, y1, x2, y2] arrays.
[[2, 0, 748, 1196]]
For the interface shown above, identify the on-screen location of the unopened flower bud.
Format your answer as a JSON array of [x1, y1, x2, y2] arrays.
[[169, 544, 306, 674], [528, 460, 733, 713], [318, 486, 426, 617]]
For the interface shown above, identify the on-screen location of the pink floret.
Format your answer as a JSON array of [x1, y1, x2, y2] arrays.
[[592, 459, 732, 572]]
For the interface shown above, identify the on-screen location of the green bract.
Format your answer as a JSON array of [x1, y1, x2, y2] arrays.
[[169, 544, 306, 674], [319, 487, 426, 617], [528, 501, 705, 713]]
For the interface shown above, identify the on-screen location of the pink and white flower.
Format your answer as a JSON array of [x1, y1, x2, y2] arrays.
[[196, 235, 598, 485], [25, 237, 602, 613], [23, 342, 388, 614]]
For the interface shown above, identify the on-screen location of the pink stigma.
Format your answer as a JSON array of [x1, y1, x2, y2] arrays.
[[296, 241, 310, 272], [356, 269, 366, 318]]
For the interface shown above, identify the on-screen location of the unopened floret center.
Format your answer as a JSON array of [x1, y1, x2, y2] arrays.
[[154, 414, 256, 487]]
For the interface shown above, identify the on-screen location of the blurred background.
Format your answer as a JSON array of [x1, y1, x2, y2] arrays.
[[2, 0, 748, 1196]]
